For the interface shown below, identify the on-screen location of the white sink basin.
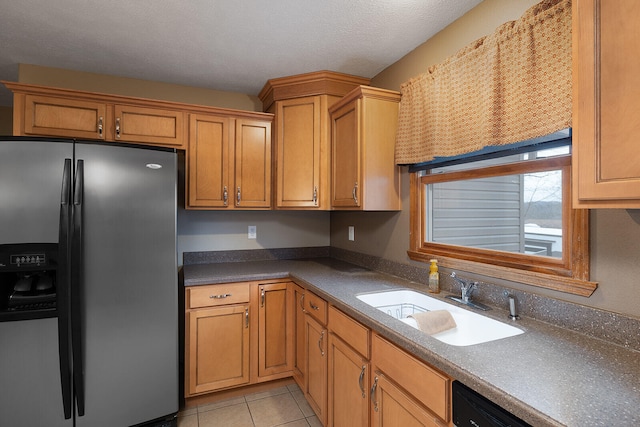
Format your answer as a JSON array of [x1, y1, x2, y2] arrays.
[[357, 289, 523, 346]]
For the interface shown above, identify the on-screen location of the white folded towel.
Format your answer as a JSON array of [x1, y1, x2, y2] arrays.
[[408, 310, 457, 335]]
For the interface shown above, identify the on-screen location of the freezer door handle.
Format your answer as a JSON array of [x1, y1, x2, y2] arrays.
[[71, 159, 86, 417], [58, 158, 73, 420]]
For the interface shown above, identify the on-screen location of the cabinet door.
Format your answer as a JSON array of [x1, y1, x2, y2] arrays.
[[328, 335, 369, 427], [257, 282, 292, 379], [186, 304, 250, 396], [293, 284, 307, 387], [305, 315, 327, 425], [234, 118, 272, 208], [275, 96, 322, 208], [113, 104, 185, 148], [372, 335, 450, 422], [23, 94, 107, 140], [331, 99, 361, 208], [371, 373, 444, 427], [573, 0, 640, 207], [187, 114, 232, 208]]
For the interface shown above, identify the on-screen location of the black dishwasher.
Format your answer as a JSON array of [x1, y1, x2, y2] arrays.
[[452, 381, 531, 427]]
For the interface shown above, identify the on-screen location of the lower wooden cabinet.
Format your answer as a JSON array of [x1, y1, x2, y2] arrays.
[[328, 334, 369, 427], [185, 280, 453, 427], [372, 334, 451, 426], [305, 313, 328, 425], [327, 305, 371, 427], [256, 282, 293, 380], [185, 280, 292, 398], [293, 284, 307, 387], [371, 373, 447, 427], [186, 304, 250, 395]]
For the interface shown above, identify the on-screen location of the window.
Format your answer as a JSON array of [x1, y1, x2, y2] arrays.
[[409, 147, 596, 296]]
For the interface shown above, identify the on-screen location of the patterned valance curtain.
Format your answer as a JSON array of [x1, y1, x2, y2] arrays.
[[395, 0, 572, 165]]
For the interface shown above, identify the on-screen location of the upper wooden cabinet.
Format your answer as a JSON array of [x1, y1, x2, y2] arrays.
[[187, 113, 273, 209], [260, 71, 370, 210], [572, 0, 640, 208], [329, 86, 401, 211], [113, 104, 183, 147], [22, 95, 107, 140], [6, 82, 185, 149]]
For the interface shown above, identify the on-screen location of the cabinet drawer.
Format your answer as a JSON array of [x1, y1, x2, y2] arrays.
[[304, 290, 327, 325], [328, 306, 369, 358], [188, 283, 250, 309], [373, 334, 451, 422]]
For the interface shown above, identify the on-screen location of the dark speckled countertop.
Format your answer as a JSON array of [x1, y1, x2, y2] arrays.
[[183, 258, 640, 427]]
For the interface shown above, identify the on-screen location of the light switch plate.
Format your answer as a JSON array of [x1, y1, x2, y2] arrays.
[[348, 226, 355, 241], [248, 225, 257, 239]]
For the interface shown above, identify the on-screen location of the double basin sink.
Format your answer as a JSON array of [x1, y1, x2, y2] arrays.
[[357, 289, 523, 346]]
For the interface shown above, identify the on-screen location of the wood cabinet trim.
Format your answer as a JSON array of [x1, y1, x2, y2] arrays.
[[258, 71, 371, 111], [4, 81, 274, 121]]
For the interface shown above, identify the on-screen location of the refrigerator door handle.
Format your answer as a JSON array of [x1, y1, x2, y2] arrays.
[[58, 158, 73, 420], [71, 159, 86, 417]]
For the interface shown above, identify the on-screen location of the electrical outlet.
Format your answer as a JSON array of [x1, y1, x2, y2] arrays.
[[348, 226, 355, 241], [248, 225, 257, 239]]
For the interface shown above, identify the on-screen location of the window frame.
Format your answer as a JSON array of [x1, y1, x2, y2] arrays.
[[408, 154, 597, 296]]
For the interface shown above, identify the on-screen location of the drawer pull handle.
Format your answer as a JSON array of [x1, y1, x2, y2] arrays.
[[209, 293, 232, 299], [115, 117, 121, 139], [370, 376, 379, 412], [97, 116, 103, 138], [223, 186, 228, 206], [260, 288, 265, 307], [309, 302, 320, 311], [358, 365, 366, 398], [245, 308, 249, 328], [352, 182, 359, 205], [318, 330, 325, 356], [313, 186, 318, 205], [299, 293, 306, 312]]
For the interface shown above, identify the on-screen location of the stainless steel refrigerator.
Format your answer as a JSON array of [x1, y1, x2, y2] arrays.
[[0, 137, 179, 427]]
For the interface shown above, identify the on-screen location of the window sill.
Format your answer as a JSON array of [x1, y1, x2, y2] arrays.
[[408, 250, 598, 297]]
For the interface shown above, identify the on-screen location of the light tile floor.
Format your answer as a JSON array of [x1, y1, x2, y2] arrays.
[[178, 384, 322, 427]]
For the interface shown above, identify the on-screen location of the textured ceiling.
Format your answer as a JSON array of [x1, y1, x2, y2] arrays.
[[0, 0, 482, 106]]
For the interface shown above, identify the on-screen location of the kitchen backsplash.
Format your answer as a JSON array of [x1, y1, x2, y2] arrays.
[[183, 246, 639, 351]]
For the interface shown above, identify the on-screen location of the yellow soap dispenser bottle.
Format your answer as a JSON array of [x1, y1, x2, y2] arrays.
[[428, 259, 440, 293]]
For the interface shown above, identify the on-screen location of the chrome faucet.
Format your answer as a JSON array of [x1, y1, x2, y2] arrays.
[[451, 272, 478, 303], [446, 272, 490, 311]]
